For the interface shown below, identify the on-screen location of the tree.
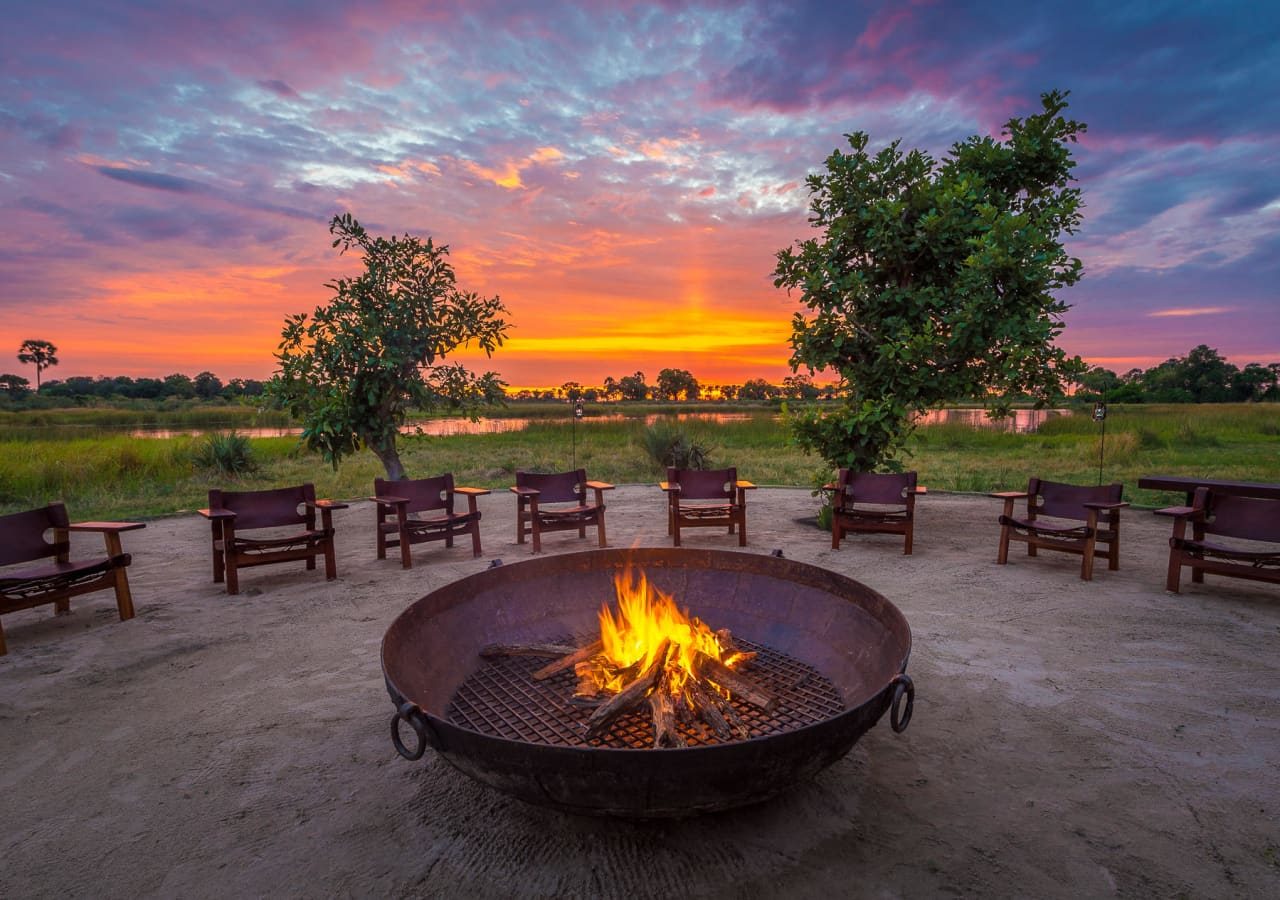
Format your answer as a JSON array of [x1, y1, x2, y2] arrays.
[[781, 374, 820, 401], [272, 213, 509, 480], [17, 339, 58, 391], [0, 373, 30, 398], [656, 368, 699, 401], [163, 373, 196, 399], [775, 90, 1087, 470], [738, 378, 779, 401], [193, 371, 224, 400], [617, 371, 648, 401]]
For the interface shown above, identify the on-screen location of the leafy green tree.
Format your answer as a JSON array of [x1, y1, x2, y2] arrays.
[[0, 373, 31, 398], [193, 371, 224, 400], [272, 213, 509, 480], [617, 371, 648, 401], [781, 374, 820, 401], [775, 90, 1087, 470], [656, 367, 699, 401], [163, 373, 196, 399], [1232, 363, 1276, 401], [738, 378, 779, 401], [17, 339, 58, 390]]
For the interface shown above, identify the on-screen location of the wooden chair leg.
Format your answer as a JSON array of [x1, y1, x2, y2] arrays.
[[470, 521, 483, 558], [323, 540, 338, 581], [1165, 549, 1183, 593], [737, 511, 746, 546], [0, 622, 7, 656], [996, 524, 1011, 565], [672, 513, 682, 547], [212, 521, 225, 583], [903, 522, 914, 556], [54, 598, 71, 615], [516, 509, 526, 544], [1192, 566, 1205, 584], [104, 531, 135, 620], [596, 515, 607, 548], [531, 519, 542, 554], [1080, 533, 1097, 581], [225, 549, 240, 595], [832, 516, 841, 550]]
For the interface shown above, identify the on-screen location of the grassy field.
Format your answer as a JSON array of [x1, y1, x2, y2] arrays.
[[0, 404, 1276, 520]]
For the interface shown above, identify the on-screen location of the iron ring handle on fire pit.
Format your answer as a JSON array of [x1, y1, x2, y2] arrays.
[[391, 701, 444, 760], [889, 673, 914, 733]]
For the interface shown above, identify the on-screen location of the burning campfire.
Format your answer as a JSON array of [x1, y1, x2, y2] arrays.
[[484, 568, 776, 748]]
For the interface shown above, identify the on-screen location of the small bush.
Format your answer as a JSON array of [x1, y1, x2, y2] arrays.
[[639, 420, 713, 470], [1136, 428, 1166, 450], [193, 431, 258, 476]]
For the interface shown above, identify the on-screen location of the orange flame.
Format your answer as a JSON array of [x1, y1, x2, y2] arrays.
[[582, 568, 725, 696]]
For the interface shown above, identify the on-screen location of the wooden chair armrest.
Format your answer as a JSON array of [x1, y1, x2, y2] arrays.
[[372, 494, 411, 507], [1083, 501, 1129, 511], [68, 521, 146, 533], [510, 486, 540, 496], [659, 482, 677, 492], [821, 482, 836, 492], [1155, 505, 1198, 519], [989, 491, 1028, 500], [736, 481, 757, 490], [585, 481, 615, 491], [455, 487, 491, 496], [308, 499, 349, 510], [912, 486, 928, 495], [198, 507, 236, 520]]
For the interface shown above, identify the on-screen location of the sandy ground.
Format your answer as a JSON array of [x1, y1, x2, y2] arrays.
[[2, 486, 1278, 899]]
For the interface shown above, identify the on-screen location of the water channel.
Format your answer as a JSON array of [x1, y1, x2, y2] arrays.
[[119, 408, 1066, 439]]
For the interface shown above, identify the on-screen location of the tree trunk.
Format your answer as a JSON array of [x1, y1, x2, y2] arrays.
[[369, 438, 407, 481]]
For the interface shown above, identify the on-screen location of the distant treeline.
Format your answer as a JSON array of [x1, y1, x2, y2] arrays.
[[1077, 345, 1279, 403], [2, 346, 1275, 408]]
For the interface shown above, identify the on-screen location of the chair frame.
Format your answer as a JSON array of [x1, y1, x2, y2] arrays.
[[662, 467, 755, 547], [510, 469, 614, 554], [828, 470, 924, 554], [0, 502, 144, 655], [1158, 487, 1280, 593], [993, 477, 1127, 581], [199, 483, 347, 595], [373, 474, 489, 568]]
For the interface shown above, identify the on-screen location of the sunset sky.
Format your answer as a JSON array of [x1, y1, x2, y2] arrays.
[[2, 1, 1277, 389]]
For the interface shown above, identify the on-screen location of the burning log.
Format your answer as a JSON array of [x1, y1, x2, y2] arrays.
[[685, 679, 732, 740], [648, 670, 686, 748], [694, 652, 777, 712], [584, 639, 670, 740], [715, 628, 758, 670], [532, 639, 603, 681], [480, 642, 577, 660]]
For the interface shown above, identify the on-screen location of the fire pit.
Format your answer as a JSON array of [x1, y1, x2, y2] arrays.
[[382, 548, 914, 817]]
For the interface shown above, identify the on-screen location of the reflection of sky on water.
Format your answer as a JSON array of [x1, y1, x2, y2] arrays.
[[124, 409, 1066, 439]]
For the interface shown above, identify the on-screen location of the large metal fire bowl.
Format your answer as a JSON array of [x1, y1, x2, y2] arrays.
[[382, 548, 914, 817]]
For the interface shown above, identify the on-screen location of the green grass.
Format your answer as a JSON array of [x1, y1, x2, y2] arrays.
[[1, 404, 1276, 520]]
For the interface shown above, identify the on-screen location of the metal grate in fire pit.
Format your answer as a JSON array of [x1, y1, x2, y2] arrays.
[[446, 637, 845, 749]]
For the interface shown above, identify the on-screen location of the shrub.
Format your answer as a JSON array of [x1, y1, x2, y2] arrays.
[[639, 420, 713, 470], [193, 431, 258, 476]]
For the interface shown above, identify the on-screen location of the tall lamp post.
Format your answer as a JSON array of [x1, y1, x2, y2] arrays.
[[1093, 400, 1108, 485], [571, 399, 584, 470]]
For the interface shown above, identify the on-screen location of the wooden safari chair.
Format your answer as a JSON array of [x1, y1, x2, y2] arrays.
[[992, 478, 1127, 581], [829, 470, 924, 554], [662, 467, 755, 547], [1158, 487, 1280, 593], [199, 483, 347, 595], [373, 474, 490, 568], [511, 469, 613, 553], [0, 502, 144, 655]]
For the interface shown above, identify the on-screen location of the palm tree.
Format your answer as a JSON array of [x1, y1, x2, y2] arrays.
[[17, 339, 58, 390]]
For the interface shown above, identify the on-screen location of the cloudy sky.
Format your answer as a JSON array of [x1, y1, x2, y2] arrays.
[[1, 0, 1277, 388]]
